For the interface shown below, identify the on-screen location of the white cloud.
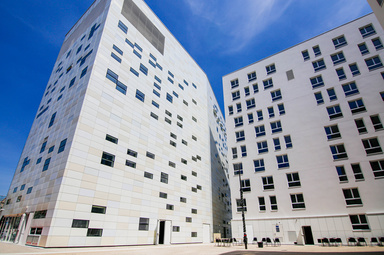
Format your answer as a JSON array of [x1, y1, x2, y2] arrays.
[[183, 0, 293, 53]]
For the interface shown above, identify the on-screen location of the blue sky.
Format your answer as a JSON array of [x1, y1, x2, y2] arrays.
[[0, 0, 372, 196]]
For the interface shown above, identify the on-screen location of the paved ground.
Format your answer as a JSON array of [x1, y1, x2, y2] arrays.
[[1, 242, 384, 255]]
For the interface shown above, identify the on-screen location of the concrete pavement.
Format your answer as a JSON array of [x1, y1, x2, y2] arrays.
[[1, 242, 384, 255]]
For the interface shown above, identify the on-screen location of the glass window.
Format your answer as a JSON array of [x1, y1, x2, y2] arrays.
[[349, 63, 361, 76], [268, 107, 275, 118], [139, 64, 148, 75], [136, 90, 145, 102], [326, 105, 343, 119], [302, 50, 310, 61], [333, 35, 347, 48], [336, 68, 346, 80], [139, 218, 149, 231], [355, 119, 367, 134], [351, 163, 364, 180], [231, 79, 239, 88], [233, 163, 243, 175], [72, 219, 89, 228], [370, 160, 384, 177], [313, 45, 321, 56], [253, 83, 259, 93], [310, 75, 324, 88], [118, 20, 128, 33], [241, 179, 251, 192], [266, 64, 276, 75], [330, 144, 348, 160], [278, 104, 285, 115], [348, 99, 366, 114], [342, 82, 359, 96], [371, 115, 384, 131], [365, 56, 383, 70], [42, 158, 51, 171], [362, 138, 382, 155], [254, 159, 265, 172], [273, 138, 281, 151], [246, 98, 256, 109], [312, 59, 326, 71], [232, 91, 240, 100], [257, 110, 263, 121], [284, 135, 293, 148], [258, 197, 266, 211], [271, 89, 282, 101], [257, 141, 268, 154], [331, 52, 346, 65], [234, 116, 243, 127], [343, 188, 362, 206], [263, 78, 273, 89], [287, 172, 301, 187], [358, 43, 369, 55], [372, 37, 383, 50], [270, 121, 282, 133], [248, 72, 256, 82], [255, 125, 266, 137], [314, 92, 324, 104], [270, 196, 278, 210], [276, 154, 289, 168], [236, 131, 245, 142], [327, 88, 337, 101], [247, 113, 254, 123], [349, 214, 370, 230], [324, 125, 341, 140], [101, 152, 114, 167], [262, 176, 274, 190], [244, 87, 250, 96], [359, 24, 376, 38], [236, 199, 247, 212], [290, 193, 305, 209]]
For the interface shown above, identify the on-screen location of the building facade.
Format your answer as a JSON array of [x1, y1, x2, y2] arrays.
[[223, 13, 384, 245], [0, 0, 230, 247], [368, 0, 384, 30]]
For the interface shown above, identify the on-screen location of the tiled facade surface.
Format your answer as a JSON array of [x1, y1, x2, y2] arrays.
[[223, 13, 384, 245], [0, 0, 230, 247]]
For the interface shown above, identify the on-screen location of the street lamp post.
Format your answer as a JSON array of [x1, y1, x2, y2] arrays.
[[238, 172, 247, 249]]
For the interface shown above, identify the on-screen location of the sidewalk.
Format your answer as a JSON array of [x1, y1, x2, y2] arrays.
[[1, 242, 384, 255]]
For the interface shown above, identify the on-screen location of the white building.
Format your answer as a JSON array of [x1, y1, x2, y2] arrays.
[[223, 13, 384, 245], [0, 0, 230, 247]]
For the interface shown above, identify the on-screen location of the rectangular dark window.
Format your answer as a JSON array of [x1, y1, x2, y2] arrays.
[[135, 89, 145, 102], [370, 160, 384, 177], [42, 158, 51, 172], [359, 24, 376, 38], [33, 210, 47, 219], [330, 145, 348, 160], [161, 172, 168, 184], [126, 160, 136, 168], [101, 152, 115, 167], [349, 214, 370, 230], [72, 219, 89, 228], [127, 149, 137, 157], [139, 218, 149, 231], [91, 205, 106, 214], [87, 229, 103, 237], [140, 64, 148, 75], [48, 112, 56, 128], [106, 134, 118, 144], [118, 20, 128, 34], [144, 172, 153, 179]]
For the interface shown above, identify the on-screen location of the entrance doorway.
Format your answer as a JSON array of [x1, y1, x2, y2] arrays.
[[157, 220, 171, 245], [302, 226, 314, 245], [158, 221, 165, 244]]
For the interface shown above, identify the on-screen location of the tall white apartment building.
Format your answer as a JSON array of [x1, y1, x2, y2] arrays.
[[223, 13, 384, 245], [0, 0, 230, 247]]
